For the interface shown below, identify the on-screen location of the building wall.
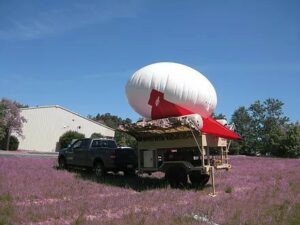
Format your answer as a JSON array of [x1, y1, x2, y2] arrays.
[[18, 106, 115, 152]]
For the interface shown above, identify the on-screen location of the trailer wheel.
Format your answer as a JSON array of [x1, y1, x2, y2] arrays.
[[165, 167, 187, 188], [189, 171, 210, 187]]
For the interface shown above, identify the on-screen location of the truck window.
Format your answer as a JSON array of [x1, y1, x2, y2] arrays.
[[72, 139, 89, 149], [91, 140, 117, 148], [92, 140, 105, 148], [80, 139, 90, 149], [107, 140, 117, 148], [72, 140, 82, 149]]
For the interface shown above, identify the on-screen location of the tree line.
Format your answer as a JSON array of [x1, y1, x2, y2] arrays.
[[88, 113, 137, 148], [230, 98, 300, 158]]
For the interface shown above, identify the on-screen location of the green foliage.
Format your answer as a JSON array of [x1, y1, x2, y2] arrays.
[[91, 113, 137, 148], [231, 106, 252, 155], [231, 98, 299, 158], [282, 124, 300, 158], [58, 131, 85, 149], [0, 135, 19, 151], [212, 112, 227, 120], [13, 101, 29, 108], [90, 132, 104, 138], [9, 136, 19, 150]]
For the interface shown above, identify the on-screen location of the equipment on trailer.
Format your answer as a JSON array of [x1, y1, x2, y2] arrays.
[[118, 114, 234, 196]]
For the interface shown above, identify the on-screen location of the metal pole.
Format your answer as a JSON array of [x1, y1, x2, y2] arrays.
[[226, 140, 231, 164], [137, 146, 141, 174], [207, 147, 210, 166], [202, 147, 205, 167], [221, 147, 224, 164], [188, 125, 204, 166], [209, 166, 216, 197]]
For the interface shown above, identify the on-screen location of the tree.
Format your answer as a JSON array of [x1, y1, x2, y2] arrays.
[[230, 98, 289, 156], [0, 103, 6, 140], [58, 131, 85, 149], [0, 135, 19, 150], [91, 113, 136, 147], [282, 124, 300, 158], [90, 133, 104, 138], [0, 99, 26, 150], [212, 113, 227, 120], [231, 106, 252, 154]]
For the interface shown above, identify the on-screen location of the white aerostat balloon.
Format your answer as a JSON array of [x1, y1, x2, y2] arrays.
[[126, 62, 217, 119]]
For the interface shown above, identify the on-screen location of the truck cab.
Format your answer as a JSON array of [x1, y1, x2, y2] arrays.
[[58, 138, 137, 177]]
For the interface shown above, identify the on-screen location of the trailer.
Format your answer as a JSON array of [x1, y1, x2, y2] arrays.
[[118, 115, 233, 195]]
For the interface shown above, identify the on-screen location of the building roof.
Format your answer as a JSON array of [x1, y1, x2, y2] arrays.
[[21, 105, 115, 131]]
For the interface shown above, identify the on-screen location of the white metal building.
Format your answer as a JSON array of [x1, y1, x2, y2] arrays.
[[18, 106, 115, 152]]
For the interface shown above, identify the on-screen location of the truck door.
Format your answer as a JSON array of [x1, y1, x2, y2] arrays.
[[90, 140, 116, 169], [73, 139, 90, 166], [105, 140, 118, 168]]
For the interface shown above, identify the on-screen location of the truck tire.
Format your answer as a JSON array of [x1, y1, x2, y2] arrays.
[[58, 157, 67, 170], [94, 162, 105, 178], [165, 166, 187, 188], [189, 171, 210, 187]]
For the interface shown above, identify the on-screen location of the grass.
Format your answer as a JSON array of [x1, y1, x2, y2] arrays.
[[0, 156, 299, 224], [224, 186, 234, 194], [0, 193, 14, 225]]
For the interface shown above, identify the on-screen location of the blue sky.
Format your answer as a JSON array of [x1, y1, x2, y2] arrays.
[[0, 0, 299, 122]]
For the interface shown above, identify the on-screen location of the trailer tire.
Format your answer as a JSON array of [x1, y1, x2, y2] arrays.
[[165, 166, 187, 188], [189, 171, 210, 187]]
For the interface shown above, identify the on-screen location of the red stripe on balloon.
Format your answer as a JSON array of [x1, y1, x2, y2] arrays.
[[148, 89, 193, 119], [148, 89, 241, 140]]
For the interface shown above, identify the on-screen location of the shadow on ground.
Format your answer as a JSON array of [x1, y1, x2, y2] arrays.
[[57, 167, 210, 192], [76, 171, 169, 191]]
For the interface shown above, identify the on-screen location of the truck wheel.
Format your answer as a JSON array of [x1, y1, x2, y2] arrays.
[[165, 167, 187, 188], [189, 171, 210, 187], [58, 157, 67, 169], [94, 162, 105, 178]]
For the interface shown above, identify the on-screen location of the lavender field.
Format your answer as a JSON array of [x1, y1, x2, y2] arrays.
[[0, 156, 299, 225]]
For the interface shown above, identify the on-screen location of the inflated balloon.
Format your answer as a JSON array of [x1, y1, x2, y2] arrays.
[[126, 62, 241, 140], [126, 62, 217, 119], [184, 114, 203, 130]]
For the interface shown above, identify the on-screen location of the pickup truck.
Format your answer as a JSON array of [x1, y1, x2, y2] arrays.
[[58, 138, 137, 177]]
